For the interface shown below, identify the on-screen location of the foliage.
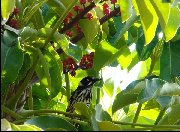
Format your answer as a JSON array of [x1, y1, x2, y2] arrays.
[[1, 0, 180, 131]]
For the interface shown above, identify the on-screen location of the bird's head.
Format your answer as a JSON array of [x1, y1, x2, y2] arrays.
[[78, 76, 101, 88]]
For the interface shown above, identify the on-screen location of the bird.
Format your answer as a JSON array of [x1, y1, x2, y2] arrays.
[[66, 76, 101, 113]]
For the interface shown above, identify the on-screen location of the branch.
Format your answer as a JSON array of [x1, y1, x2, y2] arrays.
[[99, 6, 120, 25], [19, 109, 86, 119], [113, 121, 180, 129], [2, 105, 23, 120], [131, 103, 142, 128], [59, 2, 96, 34]]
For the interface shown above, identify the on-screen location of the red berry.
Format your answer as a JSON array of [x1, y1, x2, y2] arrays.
[[80, 0, 86, 4], [63, 17, 69, 25], [103, 8, 110, 15], [86, 12, 93, 20], [75, 24, 82, 33], [110, 0, 117, 4], [102, 3, 109, 9], [86, 63, 93, 69], [13, 7, 19, 15], [66, 31, 73, 37], [70, 70, 76, 76], [73, 5, 80, 11], [67, 12, 73, 18], [10, 19, 18, 29], [79, 8, 84, 13]]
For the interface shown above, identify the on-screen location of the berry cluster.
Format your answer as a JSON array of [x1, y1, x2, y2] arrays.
[[8, 7, 19, 29], [102, 0, 117, 15], [62, 57, 78, 76], [63, 0, 94, 38], [62, 52, 95, 77], [79, 52, 94, 70]]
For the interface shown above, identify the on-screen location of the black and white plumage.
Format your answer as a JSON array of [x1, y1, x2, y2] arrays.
[[66, 76, 101, 113]]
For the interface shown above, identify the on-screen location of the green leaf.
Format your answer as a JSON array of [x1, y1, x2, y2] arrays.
[[35, 48, 51, 90], [134, 0, 158, 44], [31, 8, 45, 29], [156, 82, 180, 96], [98, 121, 122, 131], [144, 99, 160, 110], [164, 6, 180, 42], [112, 91, 138, 114], [1, 0, 15, 20], [94, 40, 118, 72], [1, 40, 24, 90], [158, 105, 180, 125], [95, 104, 112, 121], [118, 0, 133, 22], [114, 9, 138, 44], [46, 0, 66, 16], [1, 119, 11, 131], [20, 27, 38, 42], [137, 78, 165, 103], [15, 53, 31, 83], [150, 0, 170, 32], [32, 83, 49, 100], [74, 102, 91, 120], [103, 78, 114, 97], [124, 79, 145, 94], [44, 46, 62, 98], [117, 46, 132, 69], [2, 30, 18, 47], [91, 109, 99, 131], [11, 124, 42, 131], [160, 40, 180, 82], [25, 115, 77, 131], [79, 18, 98, 45]]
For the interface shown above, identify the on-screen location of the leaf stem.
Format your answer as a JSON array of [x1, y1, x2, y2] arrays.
[[154, 108, 166, 125], [19, 109, 85, 119], [1, 105, 23, 120], [96, 88, 100, 104], [65, 73, 71, 103], [131, 103, 142, 128], [44, 0, 78, 48], [6, 57, 39, 110], [28, 86, 33, 110], [113, 120, 180, 129]]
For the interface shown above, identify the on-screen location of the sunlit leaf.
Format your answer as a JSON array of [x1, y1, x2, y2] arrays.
[[1, 0, 15, 20], [98, 121, 122, 131], [25, 115, 77, 131], [134, 0, 158, 44], [118, 0, 133, 22]]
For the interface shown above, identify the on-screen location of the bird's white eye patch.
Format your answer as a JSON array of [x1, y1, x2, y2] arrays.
[[78, 82, 83, 86]]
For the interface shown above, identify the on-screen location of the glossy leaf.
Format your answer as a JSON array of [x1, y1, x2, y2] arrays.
[[158, 105, 180, 125], [137, 78, 165, 103], [95, 104, 112, 121], [1, 0, 15, 20], [1, 119, 11, 131], [25, 115, 77, 131], [103, 78, 114, 97], [32, 83, 49, 100], [94, 40, 118, 72], [112, 91, 138, 114], [134, 0, 158, 44], [74, 102, 91, 119], [160, 40, 180, 82], [35, 49, 51, 90], [164, 6, 180, 42], [156, 82, 180, 96], [31, 8, 45, 29], [117, 46, 132, 69], [118, 0, 133, 22], [150, 0, 170, 31], [98, 121, 122, 131], [1, 40, 24, 90], [79, 18, 98, 45], [11, 124, 42, 131], [43, 46, 62, 98]]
